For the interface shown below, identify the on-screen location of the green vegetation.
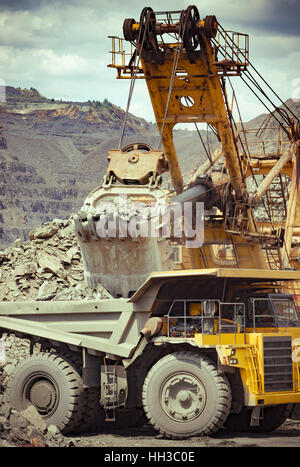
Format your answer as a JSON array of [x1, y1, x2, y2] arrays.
[[87, 98, 114, 113]]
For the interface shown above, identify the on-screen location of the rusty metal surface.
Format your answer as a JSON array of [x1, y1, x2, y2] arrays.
[[107, 144, 168, 185], [74, 181, 174, 298]]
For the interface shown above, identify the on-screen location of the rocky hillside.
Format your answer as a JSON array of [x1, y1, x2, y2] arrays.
[[0, 85, 299, 248], [0, 87, 155, 248], [0, 86, 213, 248]]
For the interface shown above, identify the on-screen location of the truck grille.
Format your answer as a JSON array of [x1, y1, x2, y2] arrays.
[[263, 336, 293, 392]]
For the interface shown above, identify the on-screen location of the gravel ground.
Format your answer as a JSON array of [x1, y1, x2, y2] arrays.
[[62, 418, 300, 448]]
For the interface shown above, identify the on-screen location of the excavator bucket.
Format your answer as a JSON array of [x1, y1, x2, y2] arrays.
[[73, 144, 174, 298]]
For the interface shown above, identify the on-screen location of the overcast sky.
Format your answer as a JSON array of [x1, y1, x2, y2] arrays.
[[0, 0, 299, 124]]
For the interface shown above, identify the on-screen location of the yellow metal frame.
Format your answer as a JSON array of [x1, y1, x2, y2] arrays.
[[109, 9, 300, 411], [193, 329, 300, 406]]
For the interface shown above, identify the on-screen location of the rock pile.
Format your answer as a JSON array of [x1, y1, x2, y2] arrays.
[[0, 403, 75, 447], [0, 217, 112, 302], [0, 217, 112, 388], [0, 334, 31, 393], [0, 217, 114, 446]]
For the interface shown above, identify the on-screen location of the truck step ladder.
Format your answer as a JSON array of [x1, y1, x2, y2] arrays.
[[103, 364, 118, 422]]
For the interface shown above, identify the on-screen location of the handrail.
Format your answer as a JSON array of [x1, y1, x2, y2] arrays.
[[164, 298, 246, 344]]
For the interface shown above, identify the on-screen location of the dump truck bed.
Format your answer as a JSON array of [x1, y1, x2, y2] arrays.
[[1, 268, 300, 359], [0, 298, 151, 358]]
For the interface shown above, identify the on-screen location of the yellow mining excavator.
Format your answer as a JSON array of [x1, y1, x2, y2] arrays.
[[2, 6, 300, 439], [108, 6, 300, 275]]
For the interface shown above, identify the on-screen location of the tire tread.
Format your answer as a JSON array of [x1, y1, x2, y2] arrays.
[[142, 351, 232, 439]]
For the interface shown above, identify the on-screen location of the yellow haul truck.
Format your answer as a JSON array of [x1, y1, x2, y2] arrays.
[[2, 268, 300, 438], [1, 6, 300, 439]]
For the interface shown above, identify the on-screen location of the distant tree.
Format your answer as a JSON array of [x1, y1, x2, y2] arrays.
[[103, 98, 112, 107]]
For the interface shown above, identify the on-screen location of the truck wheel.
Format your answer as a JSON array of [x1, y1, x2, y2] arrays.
[[6, 352, 85, 434], [225, 404, 293, 433], [142, 352, 232, 439]]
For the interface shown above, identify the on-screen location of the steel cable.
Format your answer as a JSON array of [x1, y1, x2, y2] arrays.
[[119, 13, 150, 149]]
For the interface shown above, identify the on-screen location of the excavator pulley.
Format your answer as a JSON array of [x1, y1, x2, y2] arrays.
[[204, 15, 218, 39], [123, 18, 136, 42], [181, 6, 200, 49], [122, 6, 218, 65]]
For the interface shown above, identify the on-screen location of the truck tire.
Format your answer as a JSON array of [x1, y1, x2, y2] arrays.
[[6, 352, 85, 434], [142, 352, 232, 439], [225, 404, 293, 433]]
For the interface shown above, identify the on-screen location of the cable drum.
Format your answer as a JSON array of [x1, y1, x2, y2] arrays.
[[123, 18, 136, 42], [181, 5, 201, 53], [204, 15, 218, 38]]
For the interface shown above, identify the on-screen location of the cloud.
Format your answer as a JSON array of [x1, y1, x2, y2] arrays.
[[0, 0, 298, 123], [35, 50, 85, 76], [0, 0, 47, 11], [259, 0, 300, 36]]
